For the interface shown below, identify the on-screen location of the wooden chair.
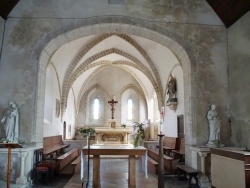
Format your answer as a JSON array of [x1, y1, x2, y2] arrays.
[[34, 148, 57, 184]]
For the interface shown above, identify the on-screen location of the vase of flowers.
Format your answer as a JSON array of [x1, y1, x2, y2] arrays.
[[132, 122, 145, 147]]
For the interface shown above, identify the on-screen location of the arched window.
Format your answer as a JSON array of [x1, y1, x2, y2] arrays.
[[93, 99, 99, 120], [127, 99, 132, 120]]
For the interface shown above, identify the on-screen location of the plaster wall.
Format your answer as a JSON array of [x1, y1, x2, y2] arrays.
[[0, 0, 229, 150], [76, 66, 144, 127], [10, 0, 222, 26], [43, 66, 63, 138], [228, 11, 250, 149], [163, 65, 184, 137]]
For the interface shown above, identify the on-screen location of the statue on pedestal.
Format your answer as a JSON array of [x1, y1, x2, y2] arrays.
[[206, 104, 223, 147], [1, 101, 19, 143]]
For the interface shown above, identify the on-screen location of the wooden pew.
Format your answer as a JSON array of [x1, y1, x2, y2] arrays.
[[43, 135, 69, 158], [148, 149, 175, 174], [57, 148, 79, 172], [171, 138, 185, 163], [70, 156, 81, 174], [148, 157, 158, 175], [156, 136, 177, 156]]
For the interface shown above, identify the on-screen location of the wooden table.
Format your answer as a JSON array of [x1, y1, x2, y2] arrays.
[[81, 145, 147, 187]]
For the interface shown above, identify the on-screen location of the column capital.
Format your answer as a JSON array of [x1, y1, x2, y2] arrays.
[[18, 151, 28, 158], [198, 151, 208, 158]]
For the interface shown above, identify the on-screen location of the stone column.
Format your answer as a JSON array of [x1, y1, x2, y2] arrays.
[[189, 146, 211, 188], [198, 151, 211, 187], [16, 151, 28, 184]]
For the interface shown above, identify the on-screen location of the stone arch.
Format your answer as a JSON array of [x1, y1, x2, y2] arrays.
[[62, 33, 164, 113], [35, 16, 195, 150]]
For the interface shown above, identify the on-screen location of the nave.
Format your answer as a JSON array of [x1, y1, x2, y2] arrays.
[[64, 157, 189, 188]]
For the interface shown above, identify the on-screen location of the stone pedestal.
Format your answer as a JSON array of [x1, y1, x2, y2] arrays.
[[0, 146, 35, 186], [189, 146, 211, 188], [16, 151, 28, 184]]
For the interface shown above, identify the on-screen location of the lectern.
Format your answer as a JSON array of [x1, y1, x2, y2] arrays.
[[0, 143, 23, 188]]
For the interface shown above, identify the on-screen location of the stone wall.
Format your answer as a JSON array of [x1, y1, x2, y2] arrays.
[[228, 11, 250, 149], [0, 1, 230, 152]]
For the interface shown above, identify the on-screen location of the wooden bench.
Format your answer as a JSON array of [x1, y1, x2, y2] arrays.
[[57, 148, 79, 172], [172, 138, 185, 162], [70, 156, 81, 174], [156, 137, 177, 156], [176, 164, 200, 188], [148, 149, 175, 174], [43, 135, 69, 158], [148, 157, 158, 174]]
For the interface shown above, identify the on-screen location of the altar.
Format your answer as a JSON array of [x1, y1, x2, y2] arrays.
[[95, 127, 131, 144], [94, 119, 131, 144]]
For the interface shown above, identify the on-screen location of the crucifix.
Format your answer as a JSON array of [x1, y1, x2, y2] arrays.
[[108, 97, 118, 119]]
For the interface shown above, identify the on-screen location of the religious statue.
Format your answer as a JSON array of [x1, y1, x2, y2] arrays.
[[207, 104, 220, 144], [1, 101, 19, 143], [167, 74, 177, 100]]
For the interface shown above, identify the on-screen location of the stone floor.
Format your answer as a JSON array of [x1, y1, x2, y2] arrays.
[[0, 157, 190, 188], [64, 157, 189, 188]]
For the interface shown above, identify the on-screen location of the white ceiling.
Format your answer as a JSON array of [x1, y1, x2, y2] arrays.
[[50, 33, 180, 105]]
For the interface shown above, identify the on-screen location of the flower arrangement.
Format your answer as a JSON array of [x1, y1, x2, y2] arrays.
[[132, 122, 146, 147], [121, 123, 126, 128], [75, 127, 96, 136]]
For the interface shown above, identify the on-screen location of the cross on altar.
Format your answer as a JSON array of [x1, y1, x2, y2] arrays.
[[108, 98, 118, 119]]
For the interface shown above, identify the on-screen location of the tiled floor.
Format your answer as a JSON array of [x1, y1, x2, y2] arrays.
[[64, 157, 189, 188]]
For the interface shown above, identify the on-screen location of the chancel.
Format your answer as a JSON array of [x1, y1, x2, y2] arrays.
[[0, 1, 250, 188]]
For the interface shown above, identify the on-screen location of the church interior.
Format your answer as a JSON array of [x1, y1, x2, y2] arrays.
[[0, 0, 250, 187]]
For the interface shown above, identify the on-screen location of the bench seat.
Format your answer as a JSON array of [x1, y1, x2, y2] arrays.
[[57, 148, 79, 172], [71, 156, 81, 174], [148, 157, 158, 174], [148, 149, 176, 174], [156, 137, 177, 156], [176, 164, 200, 188], [43, 135, 69, 158]]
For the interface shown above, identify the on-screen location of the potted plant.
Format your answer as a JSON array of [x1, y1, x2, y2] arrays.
[[132, 122, 146, 147]]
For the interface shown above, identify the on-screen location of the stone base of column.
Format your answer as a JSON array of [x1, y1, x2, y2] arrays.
[[199, 174, 211, 188], [16, 177, 27, 184]]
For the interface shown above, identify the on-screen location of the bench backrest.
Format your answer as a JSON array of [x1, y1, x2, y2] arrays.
[[43, 135, 63, 150], [163, 137, 177, 149], [179, 138, 185, 153]]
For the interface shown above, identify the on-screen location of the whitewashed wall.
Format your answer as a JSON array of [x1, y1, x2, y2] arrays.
[[43, 66, 63, 137], [163, 65, 184, 137]]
